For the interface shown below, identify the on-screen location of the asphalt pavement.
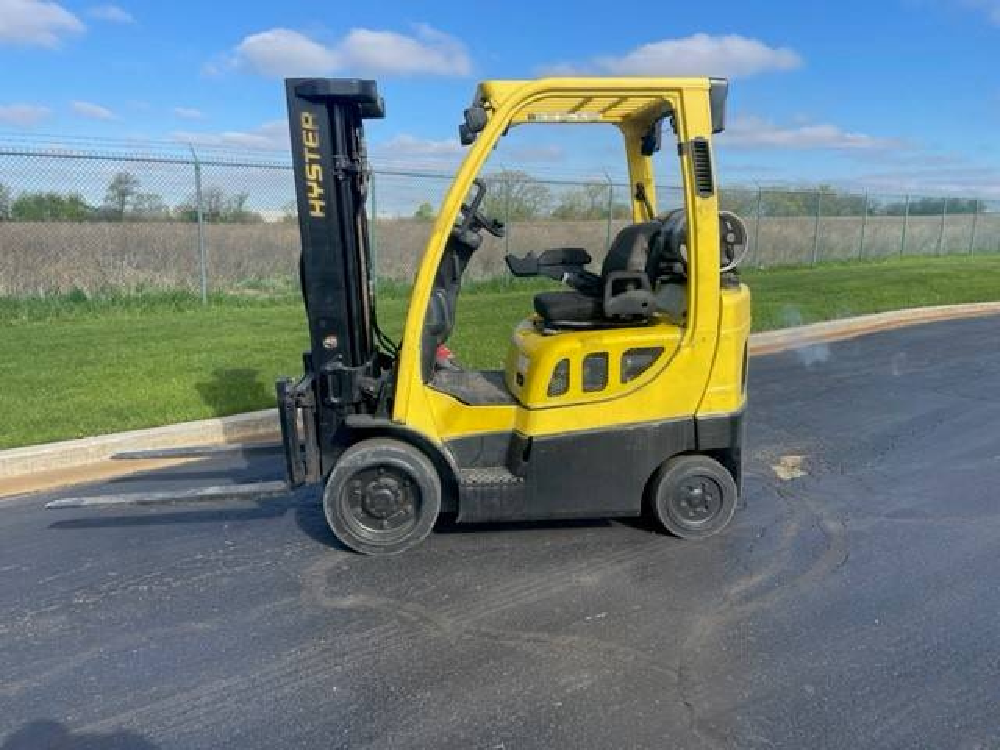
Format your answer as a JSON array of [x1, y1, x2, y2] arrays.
[[2, 316, 999, 749]]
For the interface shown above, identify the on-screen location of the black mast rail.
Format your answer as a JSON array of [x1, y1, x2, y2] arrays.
[[287, 78, 383, 375], [277, 78, 387, 488]]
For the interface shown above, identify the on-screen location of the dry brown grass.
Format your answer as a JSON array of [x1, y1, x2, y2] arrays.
[[2, 214, 999, 295], [753, 214, 1000, 265]]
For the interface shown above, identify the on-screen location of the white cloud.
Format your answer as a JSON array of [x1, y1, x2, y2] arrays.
[[369, 134, 567, 171], [173, 107, 204, 120], [544, 34, 801, 78], [172, 120, 290, 150], [0, 0, 84, 48], [0, 103, 51, 127], [232, 29, 334, 76], [857, 165, 1000, 198], [378, 134, 464, 157], [87, 4, 134, 23], [369, 133, 465, 169], [336, 23, 470, 76], [225, 24, 471, 78], [721, 114, 900, 150], [71, 100, 116, 120]]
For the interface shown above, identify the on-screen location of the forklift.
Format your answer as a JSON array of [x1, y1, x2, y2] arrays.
[[49, 76, 751, 555]]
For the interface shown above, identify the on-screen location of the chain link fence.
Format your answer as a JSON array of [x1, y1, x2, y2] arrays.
[[1, 138, 998, 298]]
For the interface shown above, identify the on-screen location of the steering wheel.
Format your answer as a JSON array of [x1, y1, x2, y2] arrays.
[[718, 211, 749, 272], [452, 178, 505, 246], [650, 209, 749, 274]]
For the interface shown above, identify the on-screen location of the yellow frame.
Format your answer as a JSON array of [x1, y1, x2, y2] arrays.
[[390, 77, 749, 445]]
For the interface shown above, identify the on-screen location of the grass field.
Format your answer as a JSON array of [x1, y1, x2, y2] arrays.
[[4, 254, 1000, 449]]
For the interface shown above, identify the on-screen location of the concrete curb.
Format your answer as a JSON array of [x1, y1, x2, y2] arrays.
[[0, 410, 279, 493], [748, 301, 1000, 355], [3, 300, 1000, 496]]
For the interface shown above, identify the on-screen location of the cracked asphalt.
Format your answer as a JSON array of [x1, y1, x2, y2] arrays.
[[2, 316, 999, 749]]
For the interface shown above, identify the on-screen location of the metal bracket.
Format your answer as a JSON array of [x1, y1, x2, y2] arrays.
[[277, 375, 320, 487], [331, 155, 367, 180]]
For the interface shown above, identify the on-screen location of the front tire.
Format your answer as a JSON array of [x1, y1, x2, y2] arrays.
[[649, 454, 737, 539], [323, 438, 442, 555]]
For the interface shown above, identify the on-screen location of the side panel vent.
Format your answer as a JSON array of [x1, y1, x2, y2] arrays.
[[691, 138, 714, 197], [621, 347, 664, 383], [547, 359, 570, 397], [582, 352, 609, 392]]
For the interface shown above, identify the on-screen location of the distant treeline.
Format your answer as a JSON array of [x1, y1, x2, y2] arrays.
[[0, 172, 265, 223], [411, 174, 987, 222], [720, 187, 983, 218], [1, 170, 986, 224]]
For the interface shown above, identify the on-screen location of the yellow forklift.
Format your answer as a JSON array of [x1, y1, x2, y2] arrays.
[[49, 76, 751, 555]]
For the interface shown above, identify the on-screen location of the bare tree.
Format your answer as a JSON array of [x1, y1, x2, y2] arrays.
[[131, 192, 169, 220], [0, 182, 10, 220], [482, 171, 551, 221], [104, 172, 140, 220], [552, 182, 611, 219], [177, 187, 262, 223]]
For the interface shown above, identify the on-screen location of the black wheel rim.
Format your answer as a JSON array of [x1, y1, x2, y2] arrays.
[[669, 475, 724, 529], [341, 465, 420, 543]]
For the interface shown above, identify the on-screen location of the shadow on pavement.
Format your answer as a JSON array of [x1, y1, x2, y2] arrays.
[[106, 468, 276, 483], [1, 720, 159, 750], [45, 488, 354, 553], [46, 483, 660, 551], [194, 367, 274, 445], [433, 515, 619, 534], [46, 498, 299, 530]]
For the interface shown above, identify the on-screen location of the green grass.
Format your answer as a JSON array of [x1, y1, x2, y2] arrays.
[[3, 254, 1000, 450], [746, 255, 1000, 331]]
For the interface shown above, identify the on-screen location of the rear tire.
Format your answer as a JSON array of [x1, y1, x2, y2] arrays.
[[323, 438, 441, 555], [649, 454, 737, 540]]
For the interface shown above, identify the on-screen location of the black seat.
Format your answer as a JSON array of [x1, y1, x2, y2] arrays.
[[533, 221, 662, 328], [533, 290, 603, 327]]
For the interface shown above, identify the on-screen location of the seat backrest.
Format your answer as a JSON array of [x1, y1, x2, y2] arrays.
[[600, 221, 662, 278]]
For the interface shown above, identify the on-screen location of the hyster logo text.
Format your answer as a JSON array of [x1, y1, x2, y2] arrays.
[[301, 112, 325, 218]]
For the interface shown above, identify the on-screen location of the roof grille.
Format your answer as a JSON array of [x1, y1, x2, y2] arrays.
[[691, 137, 714, 197]]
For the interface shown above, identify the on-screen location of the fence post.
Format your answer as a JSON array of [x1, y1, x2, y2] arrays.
[[604, 173, 614, 251], [900, 194, 910, 257], [936, 197, 948, 255], [754, 186, 763, 268], [969, 199, 979, 255], [811, 190, 822, 264], [189, 144, 208, 304], [369, 169, 378, 283], [858, 189, 869, 259], [503, 170, 511, 258]]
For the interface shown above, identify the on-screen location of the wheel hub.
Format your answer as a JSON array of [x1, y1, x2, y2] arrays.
[[345, 466, 417, 534], [363, 477, 405, 518], [676, 478, 723, 523]]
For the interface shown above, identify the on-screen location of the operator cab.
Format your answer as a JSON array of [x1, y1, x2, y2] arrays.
[[424, 179, 746, 410], [314, 76, 753, 553], [424, 88, 746, 405]]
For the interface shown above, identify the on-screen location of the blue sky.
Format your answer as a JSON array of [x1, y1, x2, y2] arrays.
[[0, 0, 998, 195]]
